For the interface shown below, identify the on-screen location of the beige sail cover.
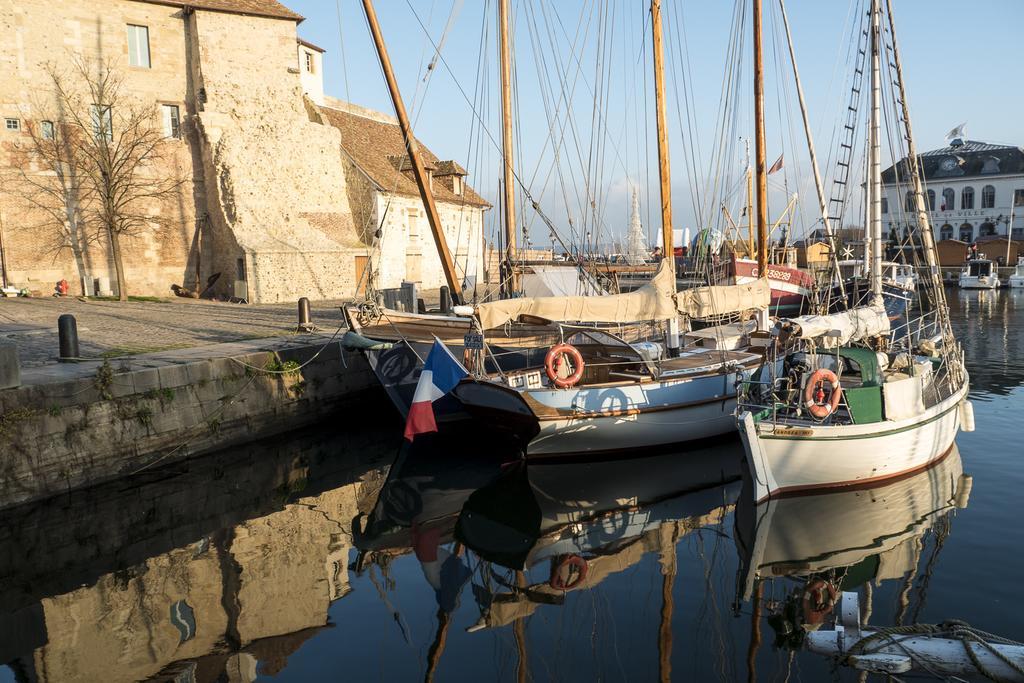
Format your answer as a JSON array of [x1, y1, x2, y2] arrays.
[[475, 261, 771, 329], [676, 279, 771, 318], [782, 302, 890, 348]]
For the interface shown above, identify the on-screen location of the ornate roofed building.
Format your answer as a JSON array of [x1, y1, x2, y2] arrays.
[[881, 139, 1024, 256]]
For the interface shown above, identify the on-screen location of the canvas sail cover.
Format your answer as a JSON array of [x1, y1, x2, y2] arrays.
[[474, 261, 771, 329], [779, 302, 890, 348]]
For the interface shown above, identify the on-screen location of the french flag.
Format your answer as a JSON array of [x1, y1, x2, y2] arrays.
[[404, 339, 468, 441]]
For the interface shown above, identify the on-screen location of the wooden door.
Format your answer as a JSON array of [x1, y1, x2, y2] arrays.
[[354, 255, 369, 297]]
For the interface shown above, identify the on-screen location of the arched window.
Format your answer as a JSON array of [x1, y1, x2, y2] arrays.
[[981, 185, 996, 209], [927, 189, 936, 210], [942, 188, 955, 211], [959, 223, 974, 242], [905, 191, 915, 212], [962, 186, 975, 210], [940, 223, 954, 240], [979, 222, 997, 237]]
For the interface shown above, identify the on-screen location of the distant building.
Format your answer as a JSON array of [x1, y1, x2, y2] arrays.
[[881, 139, 1024, 250]]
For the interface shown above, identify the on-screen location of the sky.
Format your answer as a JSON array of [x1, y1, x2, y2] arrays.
[[286, 0, 1024, 249]]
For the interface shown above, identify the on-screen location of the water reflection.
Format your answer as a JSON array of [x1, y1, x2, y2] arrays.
[[0, 420, 398, 683], [0, 415, 986, 680], [734, 446, 969, 671], [947, 288, 1024, 395]]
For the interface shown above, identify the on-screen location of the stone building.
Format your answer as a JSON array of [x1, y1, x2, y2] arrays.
[[319, 98, 489, 295], [881, 138, 1024, 250], [0, 0, 487, 301]]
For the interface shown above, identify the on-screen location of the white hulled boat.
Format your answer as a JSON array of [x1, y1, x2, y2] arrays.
[[959, 255, 1000, 289], [735, 0, 972, 502], [1008, 256, 1024, 288]]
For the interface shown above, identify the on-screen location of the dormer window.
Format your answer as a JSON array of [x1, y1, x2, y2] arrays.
[[452, 175, 463, 195]]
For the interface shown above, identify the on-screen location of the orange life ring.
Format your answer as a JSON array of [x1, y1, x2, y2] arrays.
[[801, 578, 838, 625], [545, 343, 585, 388], [803, 368, 842, 419], [549, 554, 589, 591]]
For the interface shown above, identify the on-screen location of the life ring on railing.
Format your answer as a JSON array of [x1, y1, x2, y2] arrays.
[[549, 554, 588, 591], [801, 578, 838, 625], [803, 368, 842, 419], [544, 343, 585, 388]]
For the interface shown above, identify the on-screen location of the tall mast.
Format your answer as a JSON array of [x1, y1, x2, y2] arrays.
[[651, 0, 674, 269], [362, 0, 462, 303], [651, 0, 680, 354], [867, 0, 883, 298], [753, 0, 769, 277], [499, 0, 518, 295]]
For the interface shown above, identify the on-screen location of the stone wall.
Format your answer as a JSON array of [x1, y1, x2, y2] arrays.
[[0, 336, 381, 510]]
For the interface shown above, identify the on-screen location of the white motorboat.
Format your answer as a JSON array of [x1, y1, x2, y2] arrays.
[[1009, 256, 1024, 288], [959, 256, 1000, 289]]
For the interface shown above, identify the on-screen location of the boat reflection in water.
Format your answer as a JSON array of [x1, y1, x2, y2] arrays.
[[733, 444, 971, 666]]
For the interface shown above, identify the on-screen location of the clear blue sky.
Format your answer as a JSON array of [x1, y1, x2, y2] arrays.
[[288, 0, 1023, 247]]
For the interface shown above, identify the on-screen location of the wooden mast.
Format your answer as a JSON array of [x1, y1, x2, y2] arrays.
[[651, 0, 674, 267], [651, 0, 680, 354], [499, 0, 518, 295], [753, 0, 769, 279], [362, 0, 462, 304]]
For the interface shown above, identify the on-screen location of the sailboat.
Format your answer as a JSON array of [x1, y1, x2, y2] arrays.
[[736, 0, 973, 501]]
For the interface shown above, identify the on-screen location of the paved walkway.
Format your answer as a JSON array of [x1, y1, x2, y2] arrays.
[[0, 296, 350, 367]]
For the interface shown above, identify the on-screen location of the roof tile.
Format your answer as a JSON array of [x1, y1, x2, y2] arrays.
[[134, 0, 303, 22]]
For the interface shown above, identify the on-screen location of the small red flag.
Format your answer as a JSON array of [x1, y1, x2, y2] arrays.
[[768, 155, 784, 174]]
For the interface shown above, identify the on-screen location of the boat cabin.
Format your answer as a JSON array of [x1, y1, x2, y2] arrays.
[[963, 259, 995, 278]]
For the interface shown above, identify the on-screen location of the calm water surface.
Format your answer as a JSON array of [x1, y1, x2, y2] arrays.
[[1, 287, 1021, 682]]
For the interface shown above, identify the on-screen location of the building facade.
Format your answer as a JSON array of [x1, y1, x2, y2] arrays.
[[881, 139, 1024, 251], [0, 0, 486, 301]]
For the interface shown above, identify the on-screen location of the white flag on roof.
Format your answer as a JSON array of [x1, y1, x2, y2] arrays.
[[945, 122, 967, 142]]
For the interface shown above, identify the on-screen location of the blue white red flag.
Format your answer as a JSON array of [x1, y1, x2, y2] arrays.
[[404, 339, 468, 441]]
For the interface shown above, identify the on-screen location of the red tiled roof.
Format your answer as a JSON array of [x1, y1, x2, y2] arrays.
[[320, 104, 490, 209], [133, 0, 304, 22]]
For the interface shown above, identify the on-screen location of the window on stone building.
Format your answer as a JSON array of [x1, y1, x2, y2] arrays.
[[881, 196, 887, 214], [90, 105, 112, 141], [41, 120, 54, 139], [1015, 189, 1024, 207], [127, 25, 151, 68], [452, 175, 463, 196], [940, 224, 954, 241], [4, 118, 19, 131], [927, 189, 936, 211], [406, 210, 420, 243], [961, 186, 974, 210], [979, 222, 997, 237], [904, 191, 914, 212], [162, 104, 180, 139], [959, 223, 973, 242], [981, 184, 996, 209], [304, 50, 314, 74]]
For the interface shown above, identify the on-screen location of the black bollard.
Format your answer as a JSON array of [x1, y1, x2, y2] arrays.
[[58, 314, 80, 361], [298, 297, 311, 327], [439, 286, 452, 314]]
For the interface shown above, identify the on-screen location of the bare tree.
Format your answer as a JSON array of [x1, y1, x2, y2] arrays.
[[9, 99, 96, 295], [13, 58, 183, 300]]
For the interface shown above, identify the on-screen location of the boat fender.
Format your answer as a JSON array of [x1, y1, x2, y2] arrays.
[[545, 343, 585, 388], [803, 368, 842, 420], [959, 400, 975, 433], [452, 305, 475, 317], [549, 554, 588, 591], [801, 578, 838, 626]]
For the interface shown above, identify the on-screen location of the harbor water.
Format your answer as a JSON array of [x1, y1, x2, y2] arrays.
[[1, 287, 1021, 682]]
